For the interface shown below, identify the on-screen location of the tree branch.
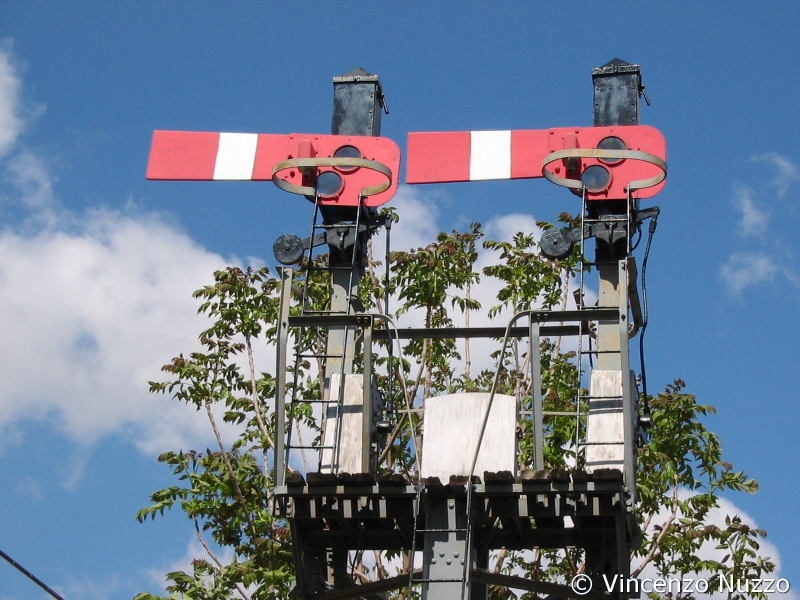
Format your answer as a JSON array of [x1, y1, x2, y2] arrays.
[[244, 336, 275, 462], [194, 518, 251, 600], [493, 548, 508, 574], [632, 472, 680, 577], [205, 399, 256, 536]]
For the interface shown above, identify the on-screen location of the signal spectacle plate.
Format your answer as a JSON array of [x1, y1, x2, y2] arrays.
[[597, 136, 626, 165], [333, 145, 362, 173], [581, 165, 611, 192], [315, 171, 344, 197]]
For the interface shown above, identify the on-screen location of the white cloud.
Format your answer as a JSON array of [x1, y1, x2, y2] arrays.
[[15, 474, 44, 500], [0, 62, 254, 457], [732, 184, 769, 238], [635, 490, 795, 599], [379, 185, 442, 252], [720, 252, 778, 295], [146, 537, 203, 590], [750, 152, 799, 198], [0, 205, 241, 453], [0, 41, 24, 157], [484, 212, 541, 244], [0, 41, 278, 464], [145, 536, 237, 596], [720, 154, 800, 297], [56, 575, 128, 600]]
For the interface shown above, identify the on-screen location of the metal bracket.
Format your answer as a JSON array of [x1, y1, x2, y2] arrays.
[[273, 215, 391, 265], [542, 148, 667, 192], [272, 157, 393, 198]]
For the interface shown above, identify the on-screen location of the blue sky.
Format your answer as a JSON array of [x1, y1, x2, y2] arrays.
[[1, 2, 799, 598]]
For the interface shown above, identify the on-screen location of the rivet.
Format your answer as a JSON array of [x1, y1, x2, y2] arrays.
[[446, 559, 452, 565], [439, 551, 445, 557], [454, 552, 459, 558]]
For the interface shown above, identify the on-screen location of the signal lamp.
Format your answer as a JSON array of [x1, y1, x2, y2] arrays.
[[316, 171, 344, 197]]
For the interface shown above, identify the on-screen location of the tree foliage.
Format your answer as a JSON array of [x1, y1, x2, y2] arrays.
[[136, 215, 775, 600]]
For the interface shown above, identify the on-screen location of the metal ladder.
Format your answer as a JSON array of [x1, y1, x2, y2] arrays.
[[407, 483, 477, 599], [283, 195, 368, 475], [573, 190, 638, 487]]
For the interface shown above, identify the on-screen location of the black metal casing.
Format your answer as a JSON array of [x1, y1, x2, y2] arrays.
[[592, 58, 641, 127], [332, 67, 386, 137]]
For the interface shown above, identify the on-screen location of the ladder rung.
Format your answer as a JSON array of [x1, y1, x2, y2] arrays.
[[583, 216, 629, 223], [306, 266, 356, 272], [580, 395, 623, 400], [314, 223, 360, 229], [289, 399, 338, 404], [580, 441, 625, 446], [520, 410, 584, 416], [585, 260, 624, 266], [581, 349, 622, 354], [296, 353, 344, 359], [288, 445, 333, 450], [410, 578, 465, 584], [415, 528, 469, 533]]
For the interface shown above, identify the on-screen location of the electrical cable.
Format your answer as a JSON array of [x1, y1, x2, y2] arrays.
[[384, 220, 394, 421], [638, 208, 659, 416], [631, 223, 643, 251], [0, 547, 66, 600], [372, 313, 421, 479]]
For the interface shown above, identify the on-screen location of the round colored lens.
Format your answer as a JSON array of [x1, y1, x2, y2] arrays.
[[316, 171, 343, 197], [334, 145, 362, 173], [581, 165, 610, 192], [597, 136, 626, 165]]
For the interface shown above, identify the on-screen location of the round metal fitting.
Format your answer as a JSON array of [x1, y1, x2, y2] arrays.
[[541, 148, 667, 192], [540, 228, 574, 260], [272, 156, 393, 198], [273, 234, 305, 265]]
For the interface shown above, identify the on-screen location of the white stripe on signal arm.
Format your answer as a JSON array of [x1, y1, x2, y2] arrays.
[[469, 130, 511, 181], [213, 133, 259, 180]]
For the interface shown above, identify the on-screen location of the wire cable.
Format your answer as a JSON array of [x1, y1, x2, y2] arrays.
[[638, 208, 659, 415], [0, 547, 66, 600], [372, 313, 421, 480]]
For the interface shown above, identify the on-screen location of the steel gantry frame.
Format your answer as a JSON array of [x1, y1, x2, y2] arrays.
[[146, 59, 666, 600]]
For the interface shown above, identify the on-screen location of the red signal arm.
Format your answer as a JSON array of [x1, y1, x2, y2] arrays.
[[406, 125, 666, 200], [146, 131, 401, 208]]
